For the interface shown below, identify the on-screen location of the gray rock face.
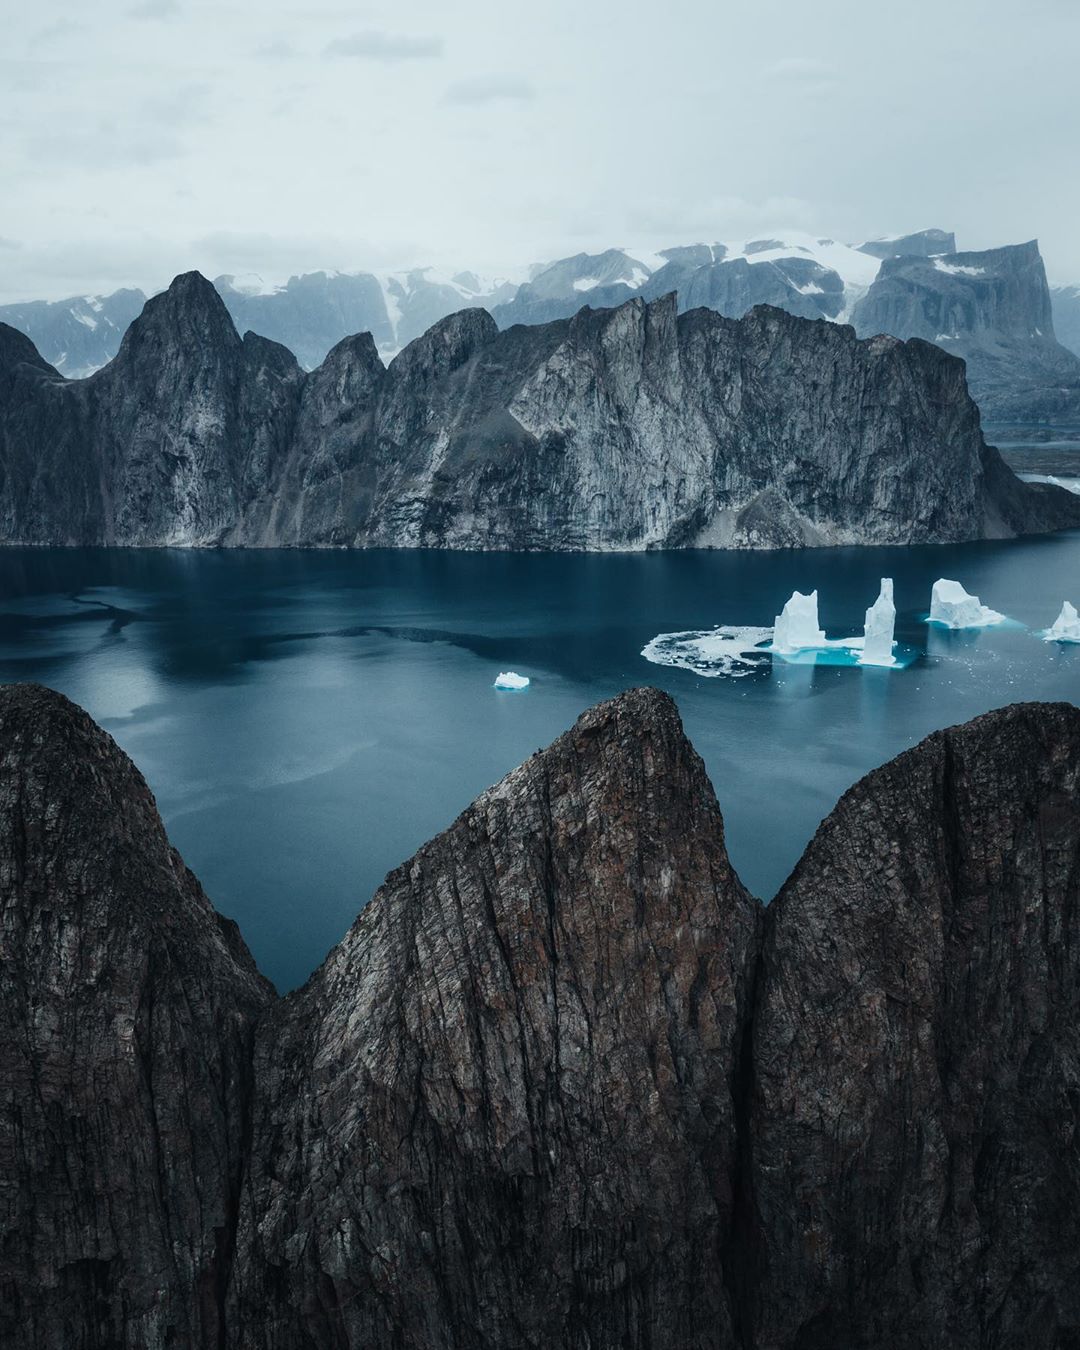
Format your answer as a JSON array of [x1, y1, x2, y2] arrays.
[[4, 685, 1080, 1348], [1050, 283, 1080, 360], [0, 288, 147, 377], [749, 702, 1080, 1350], [856, 228, 957, 260], [3, 271, 1078, 550], [0, 684, 271, 1350], [854, 241, 1080, 427]]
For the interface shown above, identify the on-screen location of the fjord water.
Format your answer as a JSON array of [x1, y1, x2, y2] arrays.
[[1, 538, 1078, 992]]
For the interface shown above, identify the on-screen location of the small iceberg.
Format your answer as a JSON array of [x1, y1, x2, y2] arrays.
[[928, 578, 1006, 629], [1042, 601, 1080, 643], [770, 590, 826, 654], [859, 578, 897, 666], [493, 671, 530, 690]]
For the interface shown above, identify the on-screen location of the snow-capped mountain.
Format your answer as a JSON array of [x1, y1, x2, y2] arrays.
[[0, 288, 147, 377], [3, 229, 1079, 425]]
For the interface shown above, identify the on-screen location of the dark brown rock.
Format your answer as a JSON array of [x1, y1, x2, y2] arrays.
[[0, 684, 272, 1349], [229, 687, 760, 1349], [748, 702, 1080, 1350]]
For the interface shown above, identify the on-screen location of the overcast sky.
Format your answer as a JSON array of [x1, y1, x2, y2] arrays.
[[3, 0, 1079, 303]]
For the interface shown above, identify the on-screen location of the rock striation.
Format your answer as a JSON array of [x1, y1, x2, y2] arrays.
[[2, 271, 1078, 550], [2, 684, 1080, 1348]]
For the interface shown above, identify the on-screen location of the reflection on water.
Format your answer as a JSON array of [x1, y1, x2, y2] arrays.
[[2, 539, 1079, 991]]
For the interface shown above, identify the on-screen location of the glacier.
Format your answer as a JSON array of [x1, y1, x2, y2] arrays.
[[1042, 601, 1080, 643], [493, 671, 530, 690], [928, 578, 1006, 629], [859, 579, 897, 666]]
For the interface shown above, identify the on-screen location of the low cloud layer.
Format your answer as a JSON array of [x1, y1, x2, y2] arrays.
[[2, 0, 1079, 303]]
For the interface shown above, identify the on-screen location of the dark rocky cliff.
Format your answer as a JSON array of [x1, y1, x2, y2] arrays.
[[853, 241, 1080, 427], [749, 702, 1080, 1350], [0, 685, 272, 1349], [3, 683, 1080, 1347], [2, 271, 1078, 550]]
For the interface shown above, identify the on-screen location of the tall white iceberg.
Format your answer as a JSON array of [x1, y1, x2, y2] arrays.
[[771, 590, 826, 654], [859, 578, 897, 666], [1043, 601, 1080, 643], [928, 578, 1005, 629]]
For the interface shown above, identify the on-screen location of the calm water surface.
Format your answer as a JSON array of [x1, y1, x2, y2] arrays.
[[2, 540, 1078, 991]]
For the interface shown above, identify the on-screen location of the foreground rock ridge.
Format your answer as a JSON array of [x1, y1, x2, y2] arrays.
[[2, 684, 1079, 1348], [2, 271, 1078, 551]]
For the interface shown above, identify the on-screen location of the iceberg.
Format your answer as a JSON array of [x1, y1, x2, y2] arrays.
[[493, 671, 530, 690], [859, 578, 897, 666], [928, 578, 1005, 629], [1043, 601, 1080, 643], [771, 590, 826, 654]]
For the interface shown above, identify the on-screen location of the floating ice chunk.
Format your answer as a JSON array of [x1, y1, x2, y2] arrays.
[[493, 671, 530, 690], [928, 579, 1005, 629], [771, 590, 826, 654], [642, 626, 774, 678], [860, 578, 897, 666], [1043, 601, 1080, 643]]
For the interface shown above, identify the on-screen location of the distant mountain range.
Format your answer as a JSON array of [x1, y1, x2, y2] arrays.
[[3, 228, 1080, 428], [2, 270, 1077, 552]]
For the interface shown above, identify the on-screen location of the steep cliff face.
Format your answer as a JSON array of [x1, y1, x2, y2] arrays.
[[749, 702, 1080, 1350], [2, 685, 1080, 1348], [0, 685, 272, 1350], [4, 272, 1079, 550], [230, 687, 760, 1349], [0, 273, 306, 546], [854, 241, 1080, 426]]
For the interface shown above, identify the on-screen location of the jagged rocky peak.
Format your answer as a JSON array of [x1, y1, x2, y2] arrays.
[[106, 268, 245, 382], [4, 685, 1080, 1347], [856, 226, 957, 259], [0, 683, 272, 1349], [386, 303, 499, 382], [229, 687, 761, 1349], [750, 700, 1080, 1349]]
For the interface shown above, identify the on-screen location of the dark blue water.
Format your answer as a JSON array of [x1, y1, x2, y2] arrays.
[[1, 539, 1078, 991]]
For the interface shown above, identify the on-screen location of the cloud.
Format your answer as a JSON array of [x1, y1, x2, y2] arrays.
[[140, 82, 214, 128], [442, 76, 536, 105], [0, 237, 22, 251], [766, 57, 836, 80], [22, 127, 186, 170], [127, 0, 180, 17], [255, 39, 298, 61], [323, 31, 443, 61]]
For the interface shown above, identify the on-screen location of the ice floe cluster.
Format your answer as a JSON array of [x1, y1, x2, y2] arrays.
[[642, 575, 1080, 679]]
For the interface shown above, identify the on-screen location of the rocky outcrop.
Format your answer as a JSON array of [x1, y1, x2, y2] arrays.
[[854, 241, 1080, 428], [749, 702, 1080, 1349], [229, 686, 760, 1349], [0, 684, 272, 1349], [3, 685, 1080, 1348], [3, 271, 1079, 550]]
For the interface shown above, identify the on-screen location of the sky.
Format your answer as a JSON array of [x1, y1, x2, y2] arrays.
[[2, 0, 1079, 303]]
